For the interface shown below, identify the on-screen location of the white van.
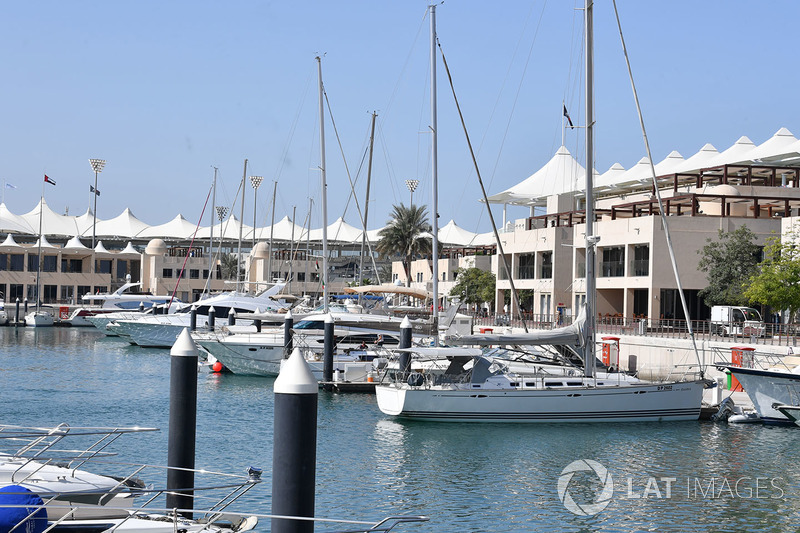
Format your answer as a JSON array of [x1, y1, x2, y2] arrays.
[[710, 305, 765, 337]]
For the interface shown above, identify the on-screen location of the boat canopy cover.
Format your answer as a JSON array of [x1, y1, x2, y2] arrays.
[[449, 307, 586, 348], [0, 485, 47, 533]]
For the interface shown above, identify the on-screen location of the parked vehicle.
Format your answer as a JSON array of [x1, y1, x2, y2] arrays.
[[710, 305, 765, 337]]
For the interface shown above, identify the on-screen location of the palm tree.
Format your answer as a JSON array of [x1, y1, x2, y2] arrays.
[[376, 204, 432, 287], [219, 253, 241, 280]]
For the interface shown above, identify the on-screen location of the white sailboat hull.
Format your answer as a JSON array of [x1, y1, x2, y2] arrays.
[[375, 381, 704, 423], [24, 311, 54, 327], [196, 332, 285, 375], [724, 366, 800, 424]]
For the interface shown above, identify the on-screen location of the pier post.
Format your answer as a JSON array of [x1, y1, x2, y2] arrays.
[[139, 302, 145, 313], [23, 298, 28, 315], [398, 316, 412, 379], [322, 314, 334, 387], [228, 308, 236, 326], [166, 328, 198, 518], [14, 298, 19, 325], [284, 310, 294, 356], [271, 348, 317, 533], [189, 305, 197, 331], [208, 306, 216, 330], [254, 317, 262, 333]]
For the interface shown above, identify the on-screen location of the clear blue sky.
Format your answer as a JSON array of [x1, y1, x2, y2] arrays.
[[2, 1, 798, 235]]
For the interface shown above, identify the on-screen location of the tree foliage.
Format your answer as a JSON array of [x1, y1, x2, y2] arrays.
[[219, 253, 242, 280], [376, 204, 432, 287], [744, 231, 800, 321], [697, 227, 761, 306], [449, 267, 496, 306]]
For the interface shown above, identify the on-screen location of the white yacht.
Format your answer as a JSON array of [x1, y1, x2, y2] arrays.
[[67, 276, 181, 327], [195, 308, 424, 376], [0, 424, 260, 533], [112, 284, 288, 348], [721, 360, 800, 424]]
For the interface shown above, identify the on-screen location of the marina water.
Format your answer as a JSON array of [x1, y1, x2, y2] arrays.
[[2, 327, 798, 532]]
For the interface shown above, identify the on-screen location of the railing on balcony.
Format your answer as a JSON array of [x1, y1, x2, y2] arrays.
[[467, 311, 798, 347]]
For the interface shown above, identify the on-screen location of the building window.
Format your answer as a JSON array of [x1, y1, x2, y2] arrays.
[[190, 269, 200, 279], [600, 247, 625, 277], [62, 258, 83, 273], [633, 245, 649, 276], [116, 260, 128, 280], [77, 286, 91, 298], [540, 251, 553, 279], [203, 269, 210, 279], [518, 254, 535, 279], [38, 285, 58, 302], [442, 272, 447, 282], [93, 286, 108, 294], [97, 260, 112, 274], [60, 285, 75, 303], [297, 272, 306, 282], [416, 272, 423, 283], [43, 256, 57, 273], [0, 254, 7, 271], [162, 268, 173, 278], [9, 284, 23, 300], [9, 254, 24, 272], [28, 254, 38, 272]]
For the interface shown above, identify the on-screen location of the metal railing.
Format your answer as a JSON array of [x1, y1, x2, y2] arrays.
[[469, 312, 799, 347]]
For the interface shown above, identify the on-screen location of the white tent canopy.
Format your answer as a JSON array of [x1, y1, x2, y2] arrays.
[[703, 136, 757, 168], [486, 145, 586, 207], [137, 214, 200, 240], [0, 203, 35, 234], [670, 143, 720, 175], [308, 217, 363, 243], [63, 235, 91, 255], [254, 216, 309, 242], [195, 215, 253, 241], [0, 233, 23, 251], [75, 208, 100, 235], [749, 127, 798, 162], [22, 198, 79, 237], [438, 220, 478, 246], [88, 208, 150, 239]]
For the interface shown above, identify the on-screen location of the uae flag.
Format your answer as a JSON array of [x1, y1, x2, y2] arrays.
[[44, 175, 56, 186]]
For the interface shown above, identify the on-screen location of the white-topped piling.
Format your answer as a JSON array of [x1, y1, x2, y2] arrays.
[[284, 309, 294, 356], [166, 328, 198, 517], [272, 348, 317, 533], [322, 314, 334, 387], [207, 306, 216, 329], [228, 307, 236, 326], [398, 316, 412, 379]]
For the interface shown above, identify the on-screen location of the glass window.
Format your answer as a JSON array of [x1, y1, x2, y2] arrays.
[[0, 254, 7, 271], [162, 268, 173, 278], [43, 256, 57, 272], [518, 254, 535, 279], [540, 251, 553, 279], [633, 245, 649, 276], [600, 247, 625, 277], [9, 254, 24, 272], [116, 260, 128, 280], [28, 254, 39, 272], [9, 284, 23, 300], [97, 260, 112, 274], [190, 269, 200, 279]]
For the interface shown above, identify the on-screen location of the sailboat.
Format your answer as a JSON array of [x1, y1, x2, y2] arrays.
[[25, 182, 55, 327], [374, 2, 706, 422]]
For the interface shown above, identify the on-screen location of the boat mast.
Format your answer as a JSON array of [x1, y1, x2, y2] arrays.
[[305, 197, 312, 298], [430, 4, 440, 344], [317, 55, 329, 313], [288, 204, 296, 294], [358, 111, 377, 307], [237, 159, 248, 292], [209, 167, 217, 283], [583, 0, 596, 378], [267, 180, 278, 285], [35, 184, 44, 312]]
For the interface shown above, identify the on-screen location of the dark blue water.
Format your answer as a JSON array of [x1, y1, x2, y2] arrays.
[[2, 327, 799, 532]]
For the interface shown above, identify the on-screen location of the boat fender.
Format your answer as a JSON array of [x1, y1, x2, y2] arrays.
[[407, 373, 425, 387], [0, 485, 47, 533]]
